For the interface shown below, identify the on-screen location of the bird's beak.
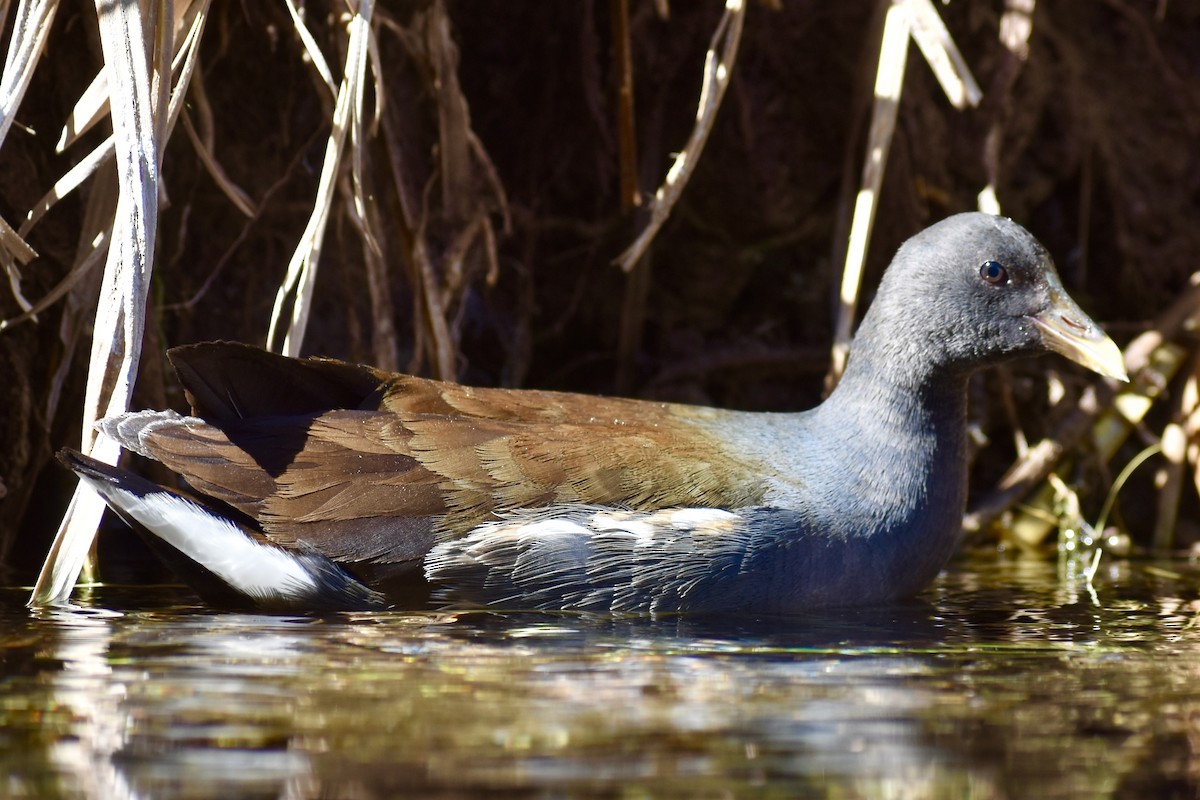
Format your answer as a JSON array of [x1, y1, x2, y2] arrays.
[[1028, 285, 1128, 382]]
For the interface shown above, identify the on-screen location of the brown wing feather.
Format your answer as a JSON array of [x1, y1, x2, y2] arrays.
[[390, 381, 768, 533], [132, 344, 767, 565]]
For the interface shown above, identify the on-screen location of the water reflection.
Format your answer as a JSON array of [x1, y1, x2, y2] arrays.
[[2, 558, 1200, 798]]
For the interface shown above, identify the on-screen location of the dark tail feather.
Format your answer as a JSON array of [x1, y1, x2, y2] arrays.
[[167, 341, 388, 422], [57, 449, 387, 613]]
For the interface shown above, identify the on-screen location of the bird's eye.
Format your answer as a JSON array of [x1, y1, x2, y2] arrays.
[[979, 260, 1008, 285]]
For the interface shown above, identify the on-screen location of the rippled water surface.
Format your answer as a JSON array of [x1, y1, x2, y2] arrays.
[[2, 557, 1199, 799]]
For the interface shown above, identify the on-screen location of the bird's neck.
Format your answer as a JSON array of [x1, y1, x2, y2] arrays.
[[796, 338, 974, 587], [816, 348, 968, 474], [806, 304, 975, 496], [830, 316, 970, 423], [841, 301, 970, 390]]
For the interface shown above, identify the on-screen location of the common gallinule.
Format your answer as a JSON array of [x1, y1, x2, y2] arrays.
[[61, 213, 1126, 613]]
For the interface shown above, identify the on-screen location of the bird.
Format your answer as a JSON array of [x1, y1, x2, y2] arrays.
[[61, 213, 1127, 614]]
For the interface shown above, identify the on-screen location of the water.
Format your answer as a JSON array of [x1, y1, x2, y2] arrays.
[[1, 557, 1198, 799]]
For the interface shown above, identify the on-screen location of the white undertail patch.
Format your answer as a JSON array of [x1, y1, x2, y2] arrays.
[[85, 478, 318, 602]]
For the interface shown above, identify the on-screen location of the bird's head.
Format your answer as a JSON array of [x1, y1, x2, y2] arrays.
[[858, 212, 1127, 382]]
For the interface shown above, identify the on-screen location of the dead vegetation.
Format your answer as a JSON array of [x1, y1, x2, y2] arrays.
[[1, 1, 1200, 599]]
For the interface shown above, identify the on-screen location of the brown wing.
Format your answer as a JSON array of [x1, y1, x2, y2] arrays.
[[126, 343, 768, 565], [385, 381, 769, 525]]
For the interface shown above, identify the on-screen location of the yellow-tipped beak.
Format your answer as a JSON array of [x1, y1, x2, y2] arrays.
[[1028, 290, 1127, 382]]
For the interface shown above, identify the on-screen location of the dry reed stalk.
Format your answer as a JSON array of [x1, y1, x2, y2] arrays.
[[283, 0, 336, 95], [614, 0, 745, 273], [0, 0, 58, 314], [29, 0, 211, 607], [30, 0, 169, 606], [267, 0, 374, 357], [979, 0, 1035, 215], [827, 1, 909, 387], [611, 0, 639, 213], [612, 0, 744, 391], [56, 69, 109, 152], [905, 0, 982, 110], [4, 0, 209, 331], [1154, 353, 1200, 549], [371, 3, 507, 380], [828, 0, 981, 387], [0, 0, 57, 155]]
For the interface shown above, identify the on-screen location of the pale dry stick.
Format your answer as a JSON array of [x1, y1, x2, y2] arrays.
[[44, 169, 116, 426], [614, 0, 745, 273], [0, 232, 106, 333], [978, 0, 1035, 215], [4, 0, 210, 330], [827, 1, 910, 385], [348, 15, 381, 262], [283, 0, 337, 96], [829, 0, 983, 385], [0, 214, 36, 314], [31, 0, 212, 606], [904, 0, 982, 109], [17, 137, 114, 239], [55, 1, 207, 153], [55, 69, 108, 152], [30, 0, 170, 607], [0, 0, 59, 309], [0, 0, 57, 156], [1154, 352, 1200, 549], [267, 0, 373, 358]]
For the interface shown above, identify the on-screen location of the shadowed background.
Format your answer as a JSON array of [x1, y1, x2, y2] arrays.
[[1, 0, 1197, 583]]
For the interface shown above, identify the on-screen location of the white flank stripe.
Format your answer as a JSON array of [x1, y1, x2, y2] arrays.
[[589, 512, 655, 539], [516, 519, 591, 539], [666, 508, 739, 529]]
